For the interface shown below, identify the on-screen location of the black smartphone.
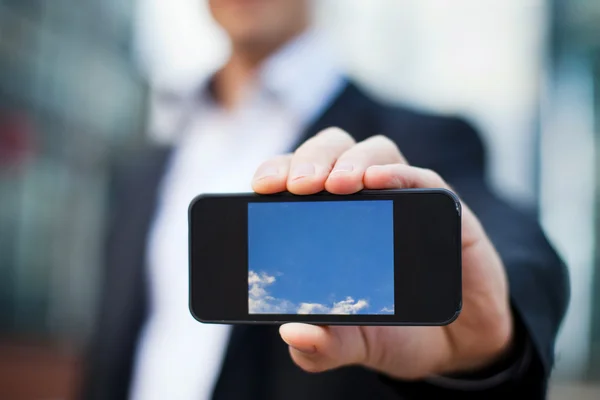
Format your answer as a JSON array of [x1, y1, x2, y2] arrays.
[[189, 189, 462, 326]]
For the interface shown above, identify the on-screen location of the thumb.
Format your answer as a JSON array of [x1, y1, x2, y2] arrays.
[[279, 323, 368, 373]]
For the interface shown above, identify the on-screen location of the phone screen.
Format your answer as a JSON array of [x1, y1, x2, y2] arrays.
[[248, 200, 394, 316], [189, 189, 461, 325]]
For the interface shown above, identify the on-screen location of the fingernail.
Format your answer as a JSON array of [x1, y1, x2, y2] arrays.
[[291, 163, 315, 180], [290, 344, 317, 355], [254, 166, 279, 180], [331, 163, 354, 174]]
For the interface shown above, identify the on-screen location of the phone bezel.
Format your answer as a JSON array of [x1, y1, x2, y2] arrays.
[[188, 189, 462, 326]]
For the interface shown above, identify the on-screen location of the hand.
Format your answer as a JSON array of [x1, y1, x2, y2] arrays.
[[251, 127, 514, 380]]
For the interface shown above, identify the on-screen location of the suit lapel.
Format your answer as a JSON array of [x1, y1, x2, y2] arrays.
[[294, 82, 380, 146], [123, 144, 174, 329], [117, 143, 174, 333]]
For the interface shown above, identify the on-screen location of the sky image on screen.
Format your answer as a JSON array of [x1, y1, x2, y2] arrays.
[[248, 200, 394, 315]]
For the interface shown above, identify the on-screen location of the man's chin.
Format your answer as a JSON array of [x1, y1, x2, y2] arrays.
[[230, 30, 287, 52]]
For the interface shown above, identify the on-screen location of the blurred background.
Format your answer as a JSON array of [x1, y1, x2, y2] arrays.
[[0, 0, 598, 398]]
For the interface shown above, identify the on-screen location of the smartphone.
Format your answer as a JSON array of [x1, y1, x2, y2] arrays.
[[189, 189, 462, 326]]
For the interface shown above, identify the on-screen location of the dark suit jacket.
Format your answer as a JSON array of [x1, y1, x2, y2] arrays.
[[80, 82, 569, 400]]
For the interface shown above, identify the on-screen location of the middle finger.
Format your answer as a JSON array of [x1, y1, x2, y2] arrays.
[[325, 135, 406, 194], [287, 127, 356, 194]]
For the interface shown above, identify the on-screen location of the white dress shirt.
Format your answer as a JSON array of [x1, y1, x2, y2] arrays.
[[129, 28, 345, 400]]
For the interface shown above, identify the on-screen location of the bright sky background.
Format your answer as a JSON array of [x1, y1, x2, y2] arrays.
[[248, 200, 394, 315]]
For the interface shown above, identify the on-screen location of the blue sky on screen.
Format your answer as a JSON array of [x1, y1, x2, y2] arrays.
[[248, 200, 394, 315]]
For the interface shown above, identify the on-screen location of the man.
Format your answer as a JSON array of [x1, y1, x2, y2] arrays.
[[80, 0, 569, 399]]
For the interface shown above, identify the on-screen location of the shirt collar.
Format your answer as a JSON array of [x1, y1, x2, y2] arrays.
[[193, 27, 346, 125], [256, 27, 345, 123]]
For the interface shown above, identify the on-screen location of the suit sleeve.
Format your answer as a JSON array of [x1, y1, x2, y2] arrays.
[[382, 116, 570, 399]]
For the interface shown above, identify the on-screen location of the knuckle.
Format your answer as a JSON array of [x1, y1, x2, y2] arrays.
[[369, 134, 398, 149], [295, 128, 355, 159], [296, 135, 318, 149], [421, 168, 442, 184], [317, 126, 348, 138], [317, 127, 356, 145], [370, 133, 391, 143], [365, 135, 404, 163]]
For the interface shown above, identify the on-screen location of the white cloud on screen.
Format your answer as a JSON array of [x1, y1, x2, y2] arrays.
[[380, 306, 394, 313], [330, 297, 369, 314], [297, 303, 330, 314], [298, 297, 369, 315], [248, 271, 295, 313], [248, 270, 370, 315]]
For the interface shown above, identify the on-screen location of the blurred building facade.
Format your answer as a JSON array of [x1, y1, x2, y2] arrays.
[[0, 0, 148, 346], [543, 0, 600, 381]]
